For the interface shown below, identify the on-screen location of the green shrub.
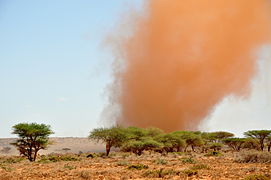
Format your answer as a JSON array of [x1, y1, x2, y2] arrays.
[[243, 174, 270, 180], [39, 154, 80, 163], [64, 164, 75, 170], [0, 165, 14, 172], [204, 151, 222, 157], [142, 168, 180, 178], [154, 158, 168, 165], [180, 157, 196, 164], [128, 164, 149, 170], [190, 164, 209, 170], [1, 157, 24, 164], [235, 151, 271, 163], [182, 169, 198, 177]]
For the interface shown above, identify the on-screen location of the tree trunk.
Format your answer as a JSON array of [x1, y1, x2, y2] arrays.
[[106, 143, 111, 156], [260, 140, 264, 151], [33, 149, 39, 161]]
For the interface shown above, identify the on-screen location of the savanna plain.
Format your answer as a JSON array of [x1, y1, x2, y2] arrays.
[[0, 138, 270, 180]]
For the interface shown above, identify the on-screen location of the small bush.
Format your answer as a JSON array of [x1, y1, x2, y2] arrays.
[[204, 151, 222, 157], [39, 154, 80, 163], [0, 157, 24, 164], [243, 174, 270, 180], [154, 158, 168, 165], [0, 165, 14, 172], [128, 164, 149, 170], [182, 169, 198, 177], [235, 151, 271, 163], [64, 164, 75, 170], [142, 168, 180, 178], [190, 164, 209, 170], [180, 157, 196, 164]]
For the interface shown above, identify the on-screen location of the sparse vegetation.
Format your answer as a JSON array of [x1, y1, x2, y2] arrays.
[[235, 151, 271, 163], [180, 157, 196, 164], [244, 130, 271, 151], [190, 163, 209, 170], [243, 174, 270, 180], [1, 125, 271, 179], [204, 150, 222, 157], [39, 154, 80, 162], [128, 164, 149, 170], [182, 169, 198, 177], [142, 168, 181, 178]]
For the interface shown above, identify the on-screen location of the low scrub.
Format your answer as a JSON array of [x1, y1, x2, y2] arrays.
[[0, 156, 24, 164], [182, 169, 198, 177], [154, 158, 168, 165], [190, 164, 209, 170], [39, 154, 80, 163], [180, 157, 196, 164], [235, 151, 271, 163], [243, 174, 270, 180], [128, 164, 149, 170], [142, 168, 181, 178], [204, 151, 222, 157]]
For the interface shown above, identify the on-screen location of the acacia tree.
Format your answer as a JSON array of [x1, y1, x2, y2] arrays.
[[223, 138, 245, 151], [244, 130, 271, 151], [121, 137, 161, 156], [173, 131, 203, 152], [89, 127, 128, 156], [11, 123, 54, 162], [155, 133, 186, 153]]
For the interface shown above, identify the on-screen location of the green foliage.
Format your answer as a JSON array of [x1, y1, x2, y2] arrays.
[[145, 127, 164, 137], [39, 154, 80, 163], [121, 137, 161, 156], [64, 164, 75, 170], [155, 133, 186, 153], [208, 142, 223, 151], [180, 157, 196, 164], [11, 123, 54, 162], [128, 164, 149, 170], [242, 138, 261, 150], [204, 151, 222, 157], [154, 158, 168, 165], [244, 130, 271, 151], [142, 168, 181, 178], [0, 156, 24, 164], [89, 126, 128, 156], [211, 131, 234, 140], [190, 164, 209, 170], [172, 131, 203, 151], [223, 138, 246, 151], [243, 174, 270, 180], [182, 169, 198, 177]]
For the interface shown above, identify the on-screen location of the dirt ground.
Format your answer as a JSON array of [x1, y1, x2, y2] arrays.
[[0, 151, 270, 180]]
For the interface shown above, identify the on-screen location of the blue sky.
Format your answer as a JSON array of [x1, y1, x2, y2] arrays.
[[1, 0, 271, 138], [0, 0, 143, 137]]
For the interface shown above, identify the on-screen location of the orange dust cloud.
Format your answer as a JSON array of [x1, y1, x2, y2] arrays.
[[109, 0, 271, 131]]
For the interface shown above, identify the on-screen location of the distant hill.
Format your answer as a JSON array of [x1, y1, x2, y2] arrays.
[[0, 137, 104, 156]]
